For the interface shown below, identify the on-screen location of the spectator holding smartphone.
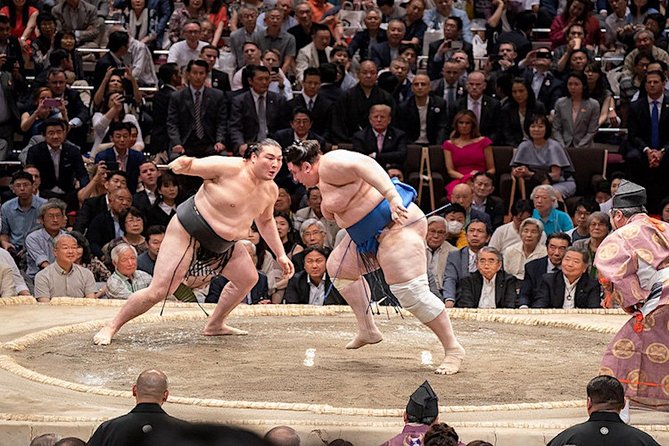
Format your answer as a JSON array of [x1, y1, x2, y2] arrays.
[[20, 87, 68, 136], [92, 90, 144, 156]]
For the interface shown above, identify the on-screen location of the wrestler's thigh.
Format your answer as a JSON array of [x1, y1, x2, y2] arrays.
[[377, 204, 428, 285], [326, 232, 365, 280], [219, 242, 258, 286], [150, 217, 197, 294]]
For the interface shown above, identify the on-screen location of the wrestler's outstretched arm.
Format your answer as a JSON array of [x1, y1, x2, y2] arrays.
[[255, 195, 295, 280], [321, 151, 409, 223], [168, 155, 243, 180]]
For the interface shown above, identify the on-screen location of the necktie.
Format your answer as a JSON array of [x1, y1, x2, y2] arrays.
[[308, 98, 314, 111], [446, 86, 455, 105], [194, 90, 205, 139], [376, 132, 384, 154], [258, 95, 268, 140], [472, 100, 481, 124], [651, 100, 660, 149]]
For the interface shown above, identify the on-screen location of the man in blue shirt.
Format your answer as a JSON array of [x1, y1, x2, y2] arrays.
[[531, 184, 574, 236]]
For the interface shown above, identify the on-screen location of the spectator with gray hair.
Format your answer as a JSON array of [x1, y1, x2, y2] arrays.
[[534, 247, 602, 308], [291, 218, 331, 273], [25, 199, 68, 280], [503, 218, 547, 280], [34, 234, 97, 302], [426, 215, 457, 297], [294, 186, 340, 248], [456, 247, 518, 308], [531, 185, 574, 236], [573, 211, 611, 279], [106, 243, 152, 300]]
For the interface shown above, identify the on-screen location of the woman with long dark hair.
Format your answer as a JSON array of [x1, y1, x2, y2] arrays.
[[549, 0, 601, 49], [552, 71, 600, 149], [0, 0, 38, 46], [500, 77, 547, 147], [584, 61, 620, 129]]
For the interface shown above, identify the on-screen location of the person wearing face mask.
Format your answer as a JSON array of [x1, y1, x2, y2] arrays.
[[595, 180, 669, 409]]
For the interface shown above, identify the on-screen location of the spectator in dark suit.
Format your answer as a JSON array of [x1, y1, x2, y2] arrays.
[[26, 119, 88, 204], [533, 247, 602, 308], [352, 104, 407, 169], [272, 107, 326, 183], [145, 171, 180, 227], [288, 67, 332, 137], [87, 369, 185, 446], [499, 77, 547, 147], [330, 60, 394, 143], [451, 183, 492, 228], [287, 2, 313, 52], [521, 47, 564, 111], [518, 232, 571, 308], [229, 64, 289, 155], [137, 225, 165, 276], [347, 8, 387, 61], [456, 247, 517, 308], [74, 170, 128, 234], [46, 68, 90, 149], [370, 19, 405, 69], [167, 59, 227, 159], [95, 122, 146, 193], [94, 31, 129, 90], [494, 11, 535, 62], [453, 71, 502, 144], [150, 63, 181, 155], [317, 63, 344, 104], [132, 160, 161, 215], [427, 16, 473, 80], [200, 45, 231, 92], [87, 187, 133, 258], [471, 172, 504, 230], [284, 246, 346, 305], [397, 73, 449, 145], [430, 58, 466, 110]]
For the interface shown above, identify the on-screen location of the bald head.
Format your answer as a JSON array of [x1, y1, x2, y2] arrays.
[[134, 369, 168, 403], [264, 426, 300, 446], [451, 183, 473, 210]]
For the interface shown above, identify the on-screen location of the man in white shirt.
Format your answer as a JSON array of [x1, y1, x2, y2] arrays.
[[167, 20, 207, 69]]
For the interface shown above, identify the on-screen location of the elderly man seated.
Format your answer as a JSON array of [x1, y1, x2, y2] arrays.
[[34, 234, 97, 302], [106, 243, 152, 300], [291, 218, 330, 272], [284, 246, 345, 305], [294, 186, 340, 248], [503, 218, 548, 280], [533, 247, 602, 309], [456, 247, 518, 308], [426, 216, 457, 297]]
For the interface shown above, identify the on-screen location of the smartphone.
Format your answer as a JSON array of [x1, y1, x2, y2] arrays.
[[43, 98, 62, 108], [105, 161, 120, 172], [271, 66, 279, 74], [536, 52, 552, 59], [112, 67, 126, 77], [489, 54, 503, 62], [451, 40, 463, 49]]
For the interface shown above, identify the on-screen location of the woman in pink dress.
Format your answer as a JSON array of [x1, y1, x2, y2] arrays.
[[443, 110, 495, 199]]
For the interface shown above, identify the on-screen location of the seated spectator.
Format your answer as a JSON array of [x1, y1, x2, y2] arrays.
[[0, 246, 29, 295], [489, 199, 534, 253], [291, 218, 330, 272], [25, 199, 68, 280], [93, 31, 129, 90], [118, 0, 171, 51], [0, 171, 46, 257], [552, 72, 600, 149], [231, 41, 262, 90], [95, 122, 146, 193], [30, 13, 58, 71], [252, 7, 296, 74], [503, 217, 547, 280], [426, 216, 457, 297], [34, 234, 97, 302], [274, 187, 293, 214], [53, 32, 85, 82], [518, 232, 571, 308], [45, 67, 90, 148], [566, 198, 598, 243], [52, 0, 101, 47], [424, 423, 464, 446], [381, 381, 439, 446], [402, 0, 426, 49], [75, 170, 128, 231], [26, 118, 89, 203], [276, 212, 303, 258], [593, 180, 611, 207], [622, 28, 669, 77], [0, 259, 15, 297], [499, 77, 546, 147], [584, 61, 620, 130], [261, 48, 294, 101], [92, 91, 144, 156], [546, 375, 660, 446], [347, 8, 386, 61], [133, 160, 160, 214], [294, 186, 339, 247], [137, 225, 165, 276], [549, 0, 601, 50], [296, 23, 332, 83], [427, 16, 471, 81], [450, 183, 492, 227], [385, 57, 413, 102], [271, 108, 326, 160], [572, 211, 611, 278], [443, 219, 490, 306], [598, 171, 625, 214], [430, 58, 465, 109], [370, 19, 405, 70], [283, 246, 345, 305], [531, 185, 574, 235], [397, 73, 449, 146], [87, 187, 133, 258], [551, 23, 595, 75], [246, 224, 284, 302], [20, 87, 67, 136], [352, 104, 408, 169], [457, 247, 517, 308], [471, 172, 504, 230], [92, 67, 141, 118], [70, 230, 111, 286], [146, 171, 181, 227], [288, 67, 332, 136], [442, 111, 494, 199], [521, 48, 564, 111], [534, 246, 601, 308], [106, 243, 152, 299], [105, 206, 148, 259], [265, 426, 301, 446], [442, 203, 468, 249]]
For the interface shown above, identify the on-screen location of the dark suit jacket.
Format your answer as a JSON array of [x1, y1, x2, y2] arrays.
[[167, 87, 228, 155], [26, 141, 89, 195], [94, 148, 146, 193], [61, 87, 90, 128], [74, 194, 108, 234], [481, 195, 505, 230], [132, 190, 153, 215], [454, 94, 502, 144], [146, 200, 176, 228], [229, 90, 289, 153], [206, 273, 269, 304], [396, 95, 450, 145], [93, 52, 124, 90], [0, 71, 20, 125], [500, 100, 546, 147], [442, 247, 471, 302], [518, 256, 550, 308], [430, 77, 466, 106], [330, 84, 395, 143], [348, 28, 387, 60], [86, 211, 117, 258], [533, 272, 601, 309], [150, 84, 177, 153], [211, 69, 231, 92], [88, 403, 184, 446], [625, 95, 669, 160], [283, 270, 346, 305], [427, 38, 474, 80], [288, 94, 333, 137], [370, 41, 398, 69], [521, 68, 564, 111], [318, 83, 343, 104], [351, 126, 408, 168], [456, 270, 518, 308]]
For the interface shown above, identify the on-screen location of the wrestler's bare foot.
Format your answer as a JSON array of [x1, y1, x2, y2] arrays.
[[203, 325, 249, 336], [345, 331, 383, 349], [434, 345, 465, 375], [93, 326, 117, 345]]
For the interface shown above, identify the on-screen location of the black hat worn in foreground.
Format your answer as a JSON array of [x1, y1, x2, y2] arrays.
[[406, 380, 439, 421]]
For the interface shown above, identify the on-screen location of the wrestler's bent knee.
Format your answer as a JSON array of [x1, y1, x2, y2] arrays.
[[389, 274, 445, 323]]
